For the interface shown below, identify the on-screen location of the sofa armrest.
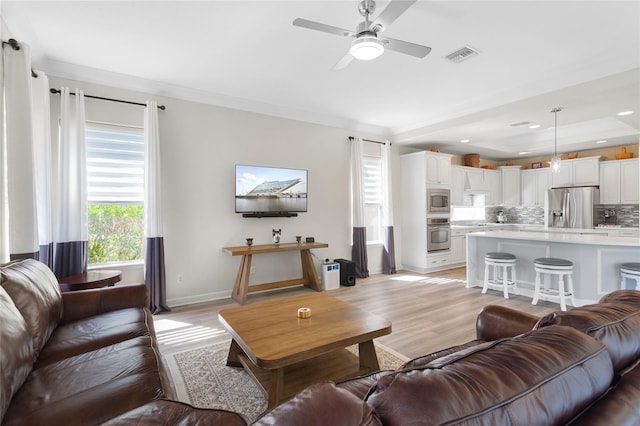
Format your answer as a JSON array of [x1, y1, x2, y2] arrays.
[[476, 305, 540, 341], [60, 283, 149, 324]]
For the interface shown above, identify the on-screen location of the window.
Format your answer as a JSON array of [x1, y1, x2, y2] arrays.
[[363, 155, 383, 243], [86, 123, 144, 264]]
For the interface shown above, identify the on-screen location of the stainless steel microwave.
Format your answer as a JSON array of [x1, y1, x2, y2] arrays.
[[427, 188, 450, 214]]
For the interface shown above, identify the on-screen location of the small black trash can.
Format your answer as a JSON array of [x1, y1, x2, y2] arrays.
[[333, 258, 356, 286]]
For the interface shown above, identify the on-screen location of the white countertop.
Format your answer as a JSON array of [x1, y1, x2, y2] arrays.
[[468, 230, 640, 247]]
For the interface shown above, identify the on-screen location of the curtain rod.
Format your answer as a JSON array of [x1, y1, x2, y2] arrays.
[[49, 88, 166, 110], [2, 39, 38, 78], [348, 136, 390, 145]]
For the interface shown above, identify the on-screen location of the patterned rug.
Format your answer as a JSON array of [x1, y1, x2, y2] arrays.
[[164, 339, 409, 422]]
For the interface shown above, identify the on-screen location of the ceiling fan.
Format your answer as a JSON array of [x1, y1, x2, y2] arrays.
[[293, 0, 431, 70]]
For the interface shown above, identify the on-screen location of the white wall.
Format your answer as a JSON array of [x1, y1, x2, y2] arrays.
[[47, 76, 400, 306]]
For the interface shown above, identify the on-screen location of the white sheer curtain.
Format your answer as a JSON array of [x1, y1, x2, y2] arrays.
[[0, 40, 39, 262], [52, 87, 88, 277], [31, 71, 53, 267], [144, 100, 169, 314], [350, 137, 369, 278], [381, 143, 396, 274]]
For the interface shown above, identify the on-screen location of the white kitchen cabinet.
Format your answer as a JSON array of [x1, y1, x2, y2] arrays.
[[618, 229, 640, 238], [600, 159, 639, 204], [451, 235, 466, 264], [521, 168, 551, 206], [400, 151, 453, 273], [425, 151, 452, 186], [551, 156, 601, 188], [500, 166, 522, 205], [451, 166, 465, 205], [484, 169, 502, 205]]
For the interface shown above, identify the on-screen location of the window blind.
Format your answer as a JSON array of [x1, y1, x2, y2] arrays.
[[86, 124, 144, 204]]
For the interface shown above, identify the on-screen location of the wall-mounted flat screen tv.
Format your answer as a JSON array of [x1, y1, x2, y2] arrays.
[[235, 164, 308, 215]]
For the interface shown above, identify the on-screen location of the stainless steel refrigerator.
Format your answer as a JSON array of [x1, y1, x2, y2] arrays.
[[545, 186, 600, 229]]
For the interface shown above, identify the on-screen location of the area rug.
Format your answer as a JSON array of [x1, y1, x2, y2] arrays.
[[165, 339, 409, 422]]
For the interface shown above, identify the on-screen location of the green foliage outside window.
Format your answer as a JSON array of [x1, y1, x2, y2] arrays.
[[88, 204, 144, 264]]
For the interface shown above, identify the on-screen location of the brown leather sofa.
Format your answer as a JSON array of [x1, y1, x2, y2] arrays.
[[253, 290, 640, 425], [0, 259, 246, 426], [5, 257, 640, 425]]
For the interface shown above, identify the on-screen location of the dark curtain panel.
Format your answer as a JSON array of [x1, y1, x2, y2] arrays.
[[352, 227, 369, 278], [53, 241, 87, 279], [382, 226, 396, 274], [146, 237, 170, 314], [9, 252, 39, 261], [39, 243, 54, 269]]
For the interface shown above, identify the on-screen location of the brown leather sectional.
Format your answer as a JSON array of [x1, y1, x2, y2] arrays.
[[0, 259, 245, 425], [253, 290, 640, 425], [4, 257, 640, 425]]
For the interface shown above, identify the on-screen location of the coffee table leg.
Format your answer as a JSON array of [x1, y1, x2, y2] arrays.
[[226, 339, 244, 367], [268, 368, 284, 408], [358, 340, 380, 371]]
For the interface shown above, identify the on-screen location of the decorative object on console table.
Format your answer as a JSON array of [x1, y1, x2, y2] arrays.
[[58, 270, 122, 292], [272, 229, 281, 245]]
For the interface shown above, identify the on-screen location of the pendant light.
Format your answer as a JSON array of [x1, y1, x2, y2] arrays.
[[550, 107, 562, 173]]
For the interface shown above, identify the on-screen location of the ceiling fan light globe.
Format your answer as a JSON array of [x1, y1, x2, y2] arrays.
[[350, 36, 384, 60]]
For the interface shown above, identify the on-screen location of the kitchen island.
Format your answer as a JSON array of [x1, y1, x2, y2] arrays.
[[467, 230, 640, 306]]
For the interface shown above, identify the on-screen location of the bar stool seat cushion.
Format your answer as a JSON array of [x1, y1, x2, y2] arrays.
[[621, 263, 640, 273], [534, 258, 573, 268], [535, 303, 640, 374], [485, 252, 516, 261]]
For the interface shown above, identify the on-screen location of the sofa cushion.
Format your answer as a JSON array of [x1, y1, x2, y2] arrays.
[[599, 289, 640, 307], [0, 286, 35, 424], [535, 303, 640, 373], [337, 370, 394, 400], [101, 399, 248, 426], [252, 382, 382, 426], [365, 326, 613, 426], [2, 336, 167, 426], [0, 259, 63, 359], [35, 307, 153, 368], [570, 362, 640, 426]]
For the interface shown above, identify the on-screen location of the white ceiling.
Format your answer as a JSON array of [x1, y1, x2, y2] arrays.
[[2, 0, 639, 160]]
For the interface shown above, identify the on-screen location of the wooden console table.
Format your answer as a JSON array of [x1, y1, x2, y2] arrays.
[[223, 242, 328, 304]]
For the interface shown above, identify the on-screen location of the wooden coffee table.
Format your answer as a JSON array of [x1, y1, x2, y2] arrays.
[[218, 293, 392, 407]]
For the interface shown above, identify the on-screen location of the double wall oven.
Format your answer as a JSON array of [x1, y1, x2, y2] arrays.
[[427, 188, 451, 252]]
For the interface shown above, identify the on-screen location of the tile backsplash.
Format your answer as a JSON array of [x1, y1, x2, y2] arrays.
[[486, 206, 545, 225], [485, 204, 640, 227], [595, 205, 640, 227]]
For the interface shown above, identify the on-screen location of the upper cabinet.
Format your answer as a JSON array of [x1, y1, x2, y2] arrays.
[[500, 166, 522, 206], [425, 151, 452, 186], [551, 156, 601, 188], [484, 169, 502, 205], [600, 158, 639, 204], [521, 168, 551, 206]]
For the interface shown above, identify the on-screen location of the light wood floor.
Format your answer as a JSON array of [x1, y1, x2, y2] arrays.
[[154, 267, 558, 360]]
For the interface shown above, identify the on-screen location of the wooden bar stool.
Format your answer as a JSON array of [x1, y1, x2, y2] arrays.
[[532, 258, 575, 311], [621, 263, 640, 290], [483, 252, 517, 299]]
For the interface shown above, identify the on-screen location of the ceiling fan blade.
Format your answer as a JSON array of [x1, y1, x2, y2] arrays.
[[383, 37, 431, 58], [371, 0, 417, 33], [333, 51, 354, 70], [293, 18, 356, 38]]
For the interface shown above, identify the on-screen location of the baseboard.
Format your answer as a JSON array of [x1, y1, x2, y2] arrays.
[[167, 290, 231, 307]]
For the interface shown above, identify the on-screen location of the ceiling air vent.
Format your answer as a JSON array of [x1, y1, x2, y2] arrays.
[[445, 46, 480, 63]]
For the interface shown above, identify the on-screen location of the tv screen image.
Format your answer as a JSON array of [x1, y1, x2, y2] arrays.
[[235, 165, 308, 214]]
